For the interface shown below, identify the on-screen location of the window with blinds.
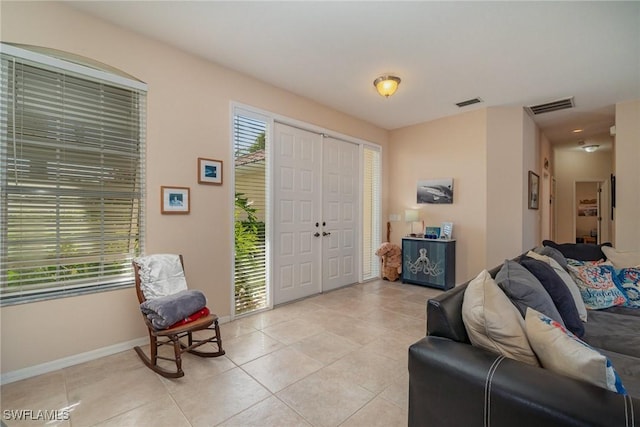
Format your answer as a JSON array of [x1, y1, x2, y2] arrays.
[[362, 147, 381, 280], [233, 112, 268, 315], [0, 44, 146, 305]]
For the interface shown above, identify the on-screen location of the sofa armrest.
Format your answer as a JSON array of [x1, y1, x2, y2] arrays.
[[409, 336, 637, 427], [426, 284, 469, 343], [426, 263, 504, 343]]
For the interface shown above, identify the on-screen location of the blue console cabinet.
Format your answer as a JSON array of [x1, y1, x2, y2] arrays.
[[401, 238, 456, 290]]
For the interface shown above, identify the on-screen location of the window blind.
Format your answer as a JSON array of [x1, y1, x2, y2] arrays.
[[0, 46, 146, 305], [233, 113, 268, 315], [362, 147, 381, 280]]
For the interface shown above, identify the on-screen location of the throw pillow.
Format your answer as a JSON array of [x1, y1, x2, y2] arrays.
[[495, 260, 565, 327], [533, 245, 568, 270], [566, 258, 607, 267], [617, 268, 640, 308], [526, 251, 587, 322], [520, 256, 584, 337], [462, 270, 539, 366], [542, 240, 612, 261], [524, 307, 626, 395], [601, 246, 640, 269], [567, 264, 627, 310]]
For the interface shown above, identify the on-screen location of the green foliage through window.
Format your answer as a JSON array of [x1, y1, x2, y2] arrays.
[[233, 113, 268, 315]]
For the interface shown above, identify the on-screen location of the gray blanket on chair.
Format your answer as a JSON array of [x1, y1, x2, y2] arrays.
[[140, 289, 207, 329]]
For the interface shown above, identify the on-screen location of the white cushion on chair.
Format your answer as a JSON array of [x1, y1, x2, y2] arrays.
[[134, 254, 188, 300]]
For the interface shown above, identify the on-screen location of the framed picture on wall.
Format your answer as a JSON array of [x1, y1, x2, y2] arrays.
[[417, 178, 454, 204], [198, 158, 223, 185], [161, 186, 190, 214], [528, 171, 539, 210]]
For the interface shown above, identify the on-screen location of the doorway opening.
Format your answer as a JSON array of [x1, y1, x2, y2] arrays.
[[574, 180, 610, 244]]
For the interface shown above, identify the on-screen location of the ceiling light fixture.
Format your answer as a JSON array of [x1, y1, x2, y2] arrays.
[[583, 145, 599, 153], [373, 75, 401, 98], [572, 128, 583, 133]]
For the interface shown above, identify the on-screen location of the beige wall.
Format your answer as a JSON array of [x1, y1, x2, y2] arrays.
[[614, 100, 640, 250], [0, 1, 389, 374], [388, 110, 489, 283], [387, 106, 541, 287], [553, 136, 613, 244], [522, 111, 541, 249], [486, 107, 540, 267], [389, 109, 483, 284]]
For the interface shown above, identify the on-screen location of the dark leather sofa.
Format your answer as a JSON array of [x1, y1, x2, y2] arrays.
[[408, 263, 639, 427]]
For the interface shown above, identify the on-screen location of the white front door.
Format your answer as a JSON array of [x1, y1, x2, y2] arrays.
[[322, 137, 359, 291], [273, 123, 322, 305], [273, 124, 360, 304]]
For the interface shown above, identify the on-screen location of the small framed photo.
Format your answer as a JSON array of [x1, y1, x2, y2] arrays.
[[161, 186, 190, 214], [528, 171, 539, 210], [441, 222, 453, 240], [198, 157, 223, 185]]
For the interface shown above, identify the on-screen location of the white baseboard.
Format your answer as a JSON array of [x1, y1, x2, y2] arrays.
[[1, 315, 230, 385], [1, 337, 147, 385]]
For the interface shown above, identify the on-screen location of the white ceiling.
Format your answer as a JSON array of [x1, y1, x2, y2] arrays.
[[68, 1, 640, 145]]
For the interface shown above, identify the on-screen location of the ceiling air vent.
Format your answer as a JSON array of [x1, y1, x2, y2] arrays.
[[526, 97, 575, 115], [456, 97, 483, 108]]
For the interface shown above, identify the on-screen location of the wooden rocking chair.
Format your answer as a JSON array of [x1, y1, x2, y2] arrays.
[[133, 254, 225, 378]]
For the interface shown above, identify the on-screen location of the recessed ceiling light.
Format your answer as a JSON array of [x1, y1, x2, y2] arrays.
[[572, 129, 583, 133], [583, 145, 599, 153]]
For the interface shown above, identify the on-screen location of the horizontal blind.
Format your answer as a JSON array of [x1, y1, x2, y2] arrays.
[[0, 49, 146, 304], [234, 114, 268, 315], [362, 147, 381, 280]]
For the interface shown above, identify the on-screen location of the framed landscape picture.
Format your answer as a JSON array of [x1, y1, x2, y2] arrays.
[[417, 178, 454, 204], [161, 186, 190, 214], [198, 157, 223, 185]]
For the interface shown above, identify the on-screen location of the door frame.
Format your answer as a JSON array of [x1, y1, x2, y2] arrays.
[[230, 102, 382, 316], [572, 179, 610, 244]]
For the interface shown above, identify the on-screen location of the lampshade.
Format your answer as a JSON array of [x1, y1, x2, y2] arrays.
[[404, 209, 419, 222], [374, 75, 401, 98], [583, 145, 599, 153]]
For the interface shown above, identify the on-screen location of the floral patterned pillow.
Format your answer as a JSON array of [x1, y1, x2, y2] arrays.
[[566, 258, 606, 268], [617, 268, 640, 308], [525, 308, 627, 395], [567, 264, 627, 310]]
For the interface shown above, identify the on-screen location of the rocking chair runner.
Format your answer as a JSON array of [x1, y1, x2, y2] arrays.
[[133, 254, 225, 378]]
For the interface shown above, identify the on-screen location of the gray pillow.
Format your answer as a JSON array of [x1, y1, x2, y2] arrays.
[[496, 260, 565, 327], [534, 246, 568, 270]]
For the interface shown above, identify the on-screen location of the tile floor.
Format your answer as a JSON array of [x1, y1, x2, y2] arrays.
[[1, 279, 442, 427]]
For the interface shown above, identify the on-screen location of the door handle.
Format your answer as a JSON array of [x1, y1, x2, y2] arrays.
[[314, 232, 320, 237], [322, 231, 331, 236]]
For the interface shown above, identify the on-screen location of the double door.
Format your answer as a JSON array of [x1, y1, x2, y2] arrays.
[[273, 123, 359, 305]]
